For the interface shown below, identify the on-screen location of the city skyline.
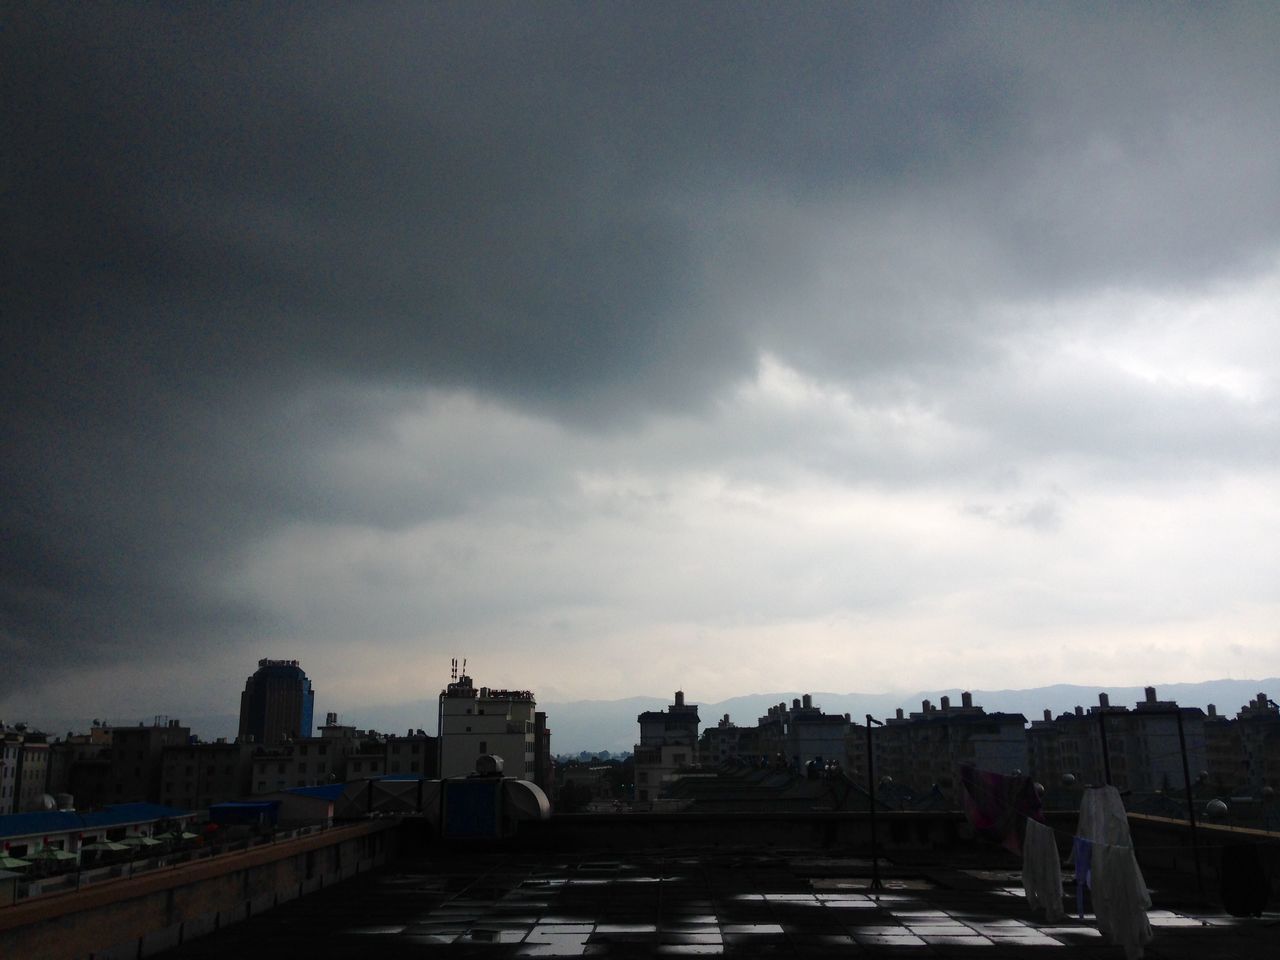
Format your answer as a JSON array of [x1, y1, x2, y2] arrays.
[[5, 5, 1280, 721]]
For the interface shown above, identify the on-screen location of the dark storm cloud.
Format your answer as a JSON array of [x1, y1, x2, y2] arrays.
[[4, 2, 1280, 695]]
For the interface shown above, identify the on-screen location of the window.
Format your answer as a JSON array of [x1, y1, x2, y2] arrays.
[[257, 781, 265, 791], [278, 763, 286, 774], [298, 762, 306, 773], [391, 762, 400, 773], [299, 745, 308, 756], [353, 761, 362, 772], [410, 762, 419, 772], [479, 741, 487, 753], [319, 745, 327, 755], [411, 743, 420, 754]]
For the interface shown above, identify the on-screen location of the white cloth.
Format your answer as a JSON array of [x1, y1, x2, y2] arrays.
[[1022, 818, 1065, 921], [1075, 786, 1152, 960]]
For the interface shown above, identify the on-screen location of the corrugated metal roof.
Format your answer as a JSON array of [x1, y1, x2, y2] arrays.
[[1, 803, 191, 840]]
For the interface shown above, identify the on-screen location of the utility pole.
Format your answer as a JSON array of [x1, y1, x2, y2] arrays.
[[865, 715, 883, 893]]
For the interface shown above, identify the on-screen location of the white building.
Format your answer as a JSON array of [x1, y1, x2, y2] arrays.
[[438, 672, 536, 780]]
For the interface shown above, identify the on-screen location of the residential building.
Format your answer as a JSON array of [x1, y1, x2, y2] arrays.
[[755, 695, 850, 771], [237, 658, 316, 745], [46, 724, 114, 811], [160, 740, 255, 809], [385, 730, 438, 779], [438, 672, 537, 780], [634, 690, 700, 802], [869, 693, 1027, 798], [1236, 692, 1280, 793], [0, 729, 21, 815], [249, 716, 359, 795], [108, 719, 192, 804], [12, 732, 50, 813], [700, 714, 760, 766], [1029, 689, 1207, 794]]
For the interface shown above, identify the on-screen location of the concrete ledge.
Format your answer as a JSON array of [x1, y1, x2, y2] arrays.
[[0, 819, 398, 960]]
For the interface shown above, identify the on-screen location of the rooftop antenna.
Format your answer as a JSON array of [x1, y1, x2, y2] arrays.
[[462, 657, 467, 676], [451, 658, 458, 682]]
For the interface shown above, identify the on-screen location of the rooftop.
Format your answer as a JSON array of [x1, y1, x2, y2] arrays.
[[160, 840, 1275, 958]]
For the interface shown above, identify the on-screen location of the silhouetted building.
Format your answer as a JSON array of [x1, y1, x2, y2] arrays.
[[109, 719, 191, 804], [865, 693, 1027, 798], [634, 690, 700, 802], [756, 695, 851, 771], [237, 659, 315, 745], [161, 740, 255, 809], [46, 723, 113, 810]]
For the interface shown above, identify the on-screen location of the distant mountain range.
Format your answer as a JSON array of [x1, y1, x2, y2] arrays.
[[28, 678, 1278, 754]]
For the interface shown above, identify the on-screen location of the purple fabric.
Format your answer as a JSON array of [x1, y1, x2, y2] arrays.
[[1073, 836, 1093, 917], [959, 764, 1044, 855]]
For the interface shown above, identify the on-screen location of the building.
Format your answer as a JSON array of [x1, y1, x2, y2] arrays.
[[438, 671, 537, 780], [160, 740, 255, 810], [1027, 689, 1207, 794], [108, 720, 192, 804], [0, 728, 22, 815], [238, 659, 316, 745], [249, 715, 362, 795], [700, 714, 761, 767], [1235, 692, 1280, 793], [755, 695, 851, 771], [867, 693, 1027, 798], [634, 690, 700, 802], [385, 730, 438, 779], [46, 723, 113, 810], [1, 725, 54, 814]]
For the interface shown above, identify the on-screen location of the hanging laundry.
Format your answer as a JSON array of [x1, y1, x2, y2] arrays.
[[1075, 786, 1152, 960], [959, 764, 1042, 854], [1070, 836, 1092, 918], [1021, 817, 1065, 921]]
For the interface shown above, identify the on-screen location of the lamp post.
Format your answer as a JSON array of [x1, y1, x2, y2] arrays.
[[866, 715, 884, 893]]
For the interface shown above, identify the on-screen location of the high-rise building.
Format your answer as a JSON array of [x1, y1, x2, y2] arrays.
[[237, 659, 315, 745]]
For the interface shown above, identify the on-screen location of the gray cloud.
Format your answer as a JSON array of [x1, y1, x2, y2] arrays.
[[4, 3, 1280, 706]]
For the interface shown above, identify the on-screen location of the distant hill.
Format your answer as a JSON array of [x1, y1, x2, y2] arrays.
[[22, 678, 1277, 754]]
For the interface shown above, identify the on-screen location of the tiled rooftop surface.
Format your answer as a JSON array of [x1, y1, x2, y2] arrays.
[[165, 847, 1276, 958]]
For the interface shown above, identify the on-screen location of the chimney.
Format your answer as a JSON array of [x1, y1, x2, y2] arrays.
[[940, 696, 951, 711], [1044, 709, 1052, 722], [792, 698, 801, 711], [922, 699, 931, 713], [1145, 686, 1156, 704], [896, 708, 904, 720], [1099, 692, 1110, 708], [675, 690, 684, 707], [1207, 704, 1217, 717], [962, 691, 973, 709], [1075, 706, 1083, 717], [802, 694, 812, 710]]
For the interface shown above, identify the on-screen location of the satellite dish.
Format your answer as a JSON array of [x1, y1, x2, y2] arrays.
[[39, 793, 57, 811]]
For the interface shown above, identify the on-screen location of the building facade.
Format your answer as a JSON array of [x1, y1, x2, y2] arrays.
[[634, 691, 700, 802], [438, 673, 537, 780], [160, 740, 255, 810]]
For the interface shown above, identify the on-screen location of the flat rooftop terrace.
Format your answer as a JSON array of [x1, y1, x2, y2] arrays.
[[163, 845, 1275, 959]]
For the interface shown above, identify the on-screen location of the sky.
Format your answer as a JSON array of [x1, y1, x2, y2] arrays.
[[4, 2, 1280, 725]]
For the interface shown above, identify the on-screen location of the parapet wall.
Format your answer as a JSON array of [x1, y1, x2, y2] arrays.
[[0, 819, 398, 960]]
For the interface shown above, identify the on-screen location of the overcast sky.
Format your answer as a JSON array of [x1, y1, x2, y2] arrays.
[[4, 3, 1279, 724]]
